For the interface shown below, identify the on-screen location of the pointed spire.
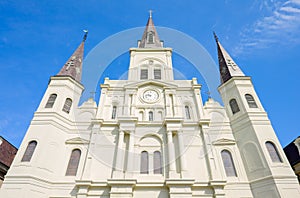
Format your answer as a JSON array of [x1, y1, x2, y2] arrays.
[[138, 11, 162, 48], [56, 31, 88, 82], [214, 32, 245, 84]]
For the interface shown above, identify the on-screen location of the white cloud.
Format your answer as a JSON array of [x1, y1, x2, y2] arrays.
[[234, 0, 300, 55]]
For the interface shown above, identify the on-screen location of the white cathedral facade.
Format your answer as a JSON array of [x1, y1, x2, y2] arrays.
[[1, 16, 300, 198]]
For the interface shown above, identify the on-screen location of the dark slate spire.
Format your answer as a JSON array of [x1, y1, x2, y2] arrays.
[[214, 32, 245, 84], [138, 11, 162, 48], [56, 31, 88, 82]]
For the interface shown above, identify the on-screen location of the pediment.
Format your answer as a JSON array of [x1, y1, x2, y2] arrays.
[[124, 80, 177, 89], [65, 137, 89, 145], [212, 138, 236, 145]]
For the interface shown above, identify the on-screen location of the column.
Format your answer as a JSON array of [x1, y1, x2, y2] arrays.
[[172, 94, 179, 116], [125, 131, 134, 178], [123, 92, 130, 116], [177, 131, 188, 177], [201, 125, 223, 180], [165, 93, 172, 117], [113, 130, 125, 178], [97, 87, 107, 118], [130, 93, 136, 116], [167, 131, 177, 177], [193, 88, 204, 118]]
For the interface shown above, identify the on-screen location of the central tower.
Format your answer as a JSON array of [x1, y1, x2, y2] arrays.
[[128, 15, 174, 81]]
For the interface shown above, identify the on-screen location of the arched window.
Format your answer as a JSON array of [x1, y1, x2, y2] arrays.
[[45, 94, 57, 108], [153, 151, 162, 174], [245, 94, 258, 108], [266, 141, 282, 163], [185, 105, 191, 119], [62, 98, 72, 113], [140, 151, 149, 174], [148, 32, 154, 44], [221, 150, 237, 177], [21, 141, 37, 162], [149, 111, 153, 121], [66, 149, 81, 176], [111, 106, 117, 119], [229, 99, 240, 114]]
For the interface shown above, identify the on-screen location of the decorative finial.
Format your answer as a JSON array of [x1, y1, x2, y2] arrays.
[[83, 30, 88, 42], [213, 31, 218, 42], [149, 10, 153, 18]]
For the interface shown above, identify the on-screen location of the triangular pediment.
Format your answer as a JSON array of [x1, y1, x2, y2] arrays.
[[212, 138, 236, 145], [124, 80, 177, 89], [65, 137, 89, 145]]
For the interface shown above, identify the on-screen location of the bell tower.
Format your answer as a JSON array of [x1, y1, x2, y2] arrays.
[[128, 14, 174, 81], [215, 33, 300, 197]]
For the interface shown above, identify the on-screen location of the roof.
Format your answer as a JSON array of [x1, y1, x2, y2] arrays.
[[0, 136, 18, 168], [284, 137, 300, 166], [214, 33, 245, 84], [56, 32, 87, 82], [138, 15, 162, 48]]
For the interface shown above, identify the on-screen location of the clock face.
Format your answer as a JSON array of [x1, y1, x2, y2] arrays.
[[143, 90, 159, 102]]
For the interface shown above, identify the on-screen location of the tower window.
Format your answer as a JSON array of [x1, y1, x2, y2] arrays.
[[154, 69, 161, 79], [62, 98, 72, 114], [112, 106, 117, 119], [140, 69, 148, 80], [45, 94, 57, 108], [66, 149, 81, 176], [148, 32, 154, 44], [245, 94, 258, 108], [21, 141, 37, 162], [221, 150, 237, 177], [140, 151, 149, 174], [185, 105, 191, 119], [266, 141, 283, 163], [149, 111, 153, 121], [153, 151, 162, 174], [229, 99, 240, 114]]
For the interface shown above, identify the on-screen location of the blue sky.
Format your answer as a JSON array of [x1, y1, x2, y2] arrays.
[[0, 0, 299, 148]]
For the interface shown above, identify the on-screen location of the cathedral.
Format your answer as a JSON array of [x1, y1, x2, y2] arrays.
[[1, 15, 300, 198]]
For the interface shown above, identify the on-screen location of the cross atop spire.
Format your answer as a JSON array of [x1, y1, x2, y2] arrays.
[[138, 12, 162, 48], [56, 31, 87, 82], [214, 32, 245, 84], [149, 10, 153, 18]]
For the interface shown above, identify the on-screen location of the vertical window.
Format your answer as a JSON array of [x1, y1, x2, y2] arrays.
[[140, 151, 149, 174], [140, 69, 148, 80], [185, 106, 191, 119], [45, 94, 57, 108], [245, 94, 258, 108], [148, 32, 154, 44], [154, 69, 161, 79], [154, 151, 162, 174], [221, 150, 237, 177], [62, 98, 72, 113], [21, 141, 37, 162], [229, 99, 240, 114], [111, 106, 117, 119], [66, 149, 81, 176], [266, 141, 282, 163], [149, 111, 153, 121]]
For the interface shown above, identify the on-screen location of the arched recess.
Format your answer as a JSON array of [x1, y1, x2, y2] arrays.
[[242, 142, 264, 172], [138, 135, 163, 175]]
